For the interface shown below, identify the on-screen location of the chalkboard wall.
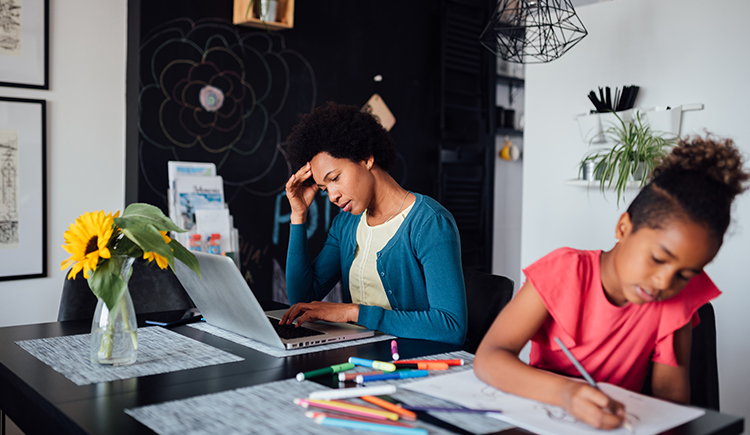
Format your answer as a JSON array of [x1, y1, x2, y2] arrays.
[[131, 0, 444, 301]]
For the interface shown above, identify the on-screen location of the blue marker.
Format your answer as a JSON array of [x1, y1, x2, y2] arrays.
[[348, 357, 397, 372], [355, 369, 429, 384]]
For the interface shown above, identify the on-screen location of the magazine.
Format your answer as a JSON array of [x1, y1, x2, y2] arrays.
[[173, 176, 224, 232]]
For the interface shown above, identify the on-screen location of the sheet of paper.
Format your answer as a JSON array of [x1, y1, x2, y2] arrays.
[[167, 161, 217, 229], [173, 176, 224, 231], [195, 209, 231, 253], [167, 161, 216, 183], [402, 370, 705, 435]]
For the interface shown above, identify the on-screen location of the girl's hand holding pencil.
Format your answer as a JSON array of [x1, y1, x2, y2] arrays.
[[555, 337, 632, 431], [560, 381, 628, 430]]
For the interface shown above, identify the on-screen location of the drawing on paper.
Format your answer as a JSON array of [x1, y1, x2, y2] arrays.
[[0, 129, 19, 247], [0, 0, 21, 56], [537, 404, 641, 429]]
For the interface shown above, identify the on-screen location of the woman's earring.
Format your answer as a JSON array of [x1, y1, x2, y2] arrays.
[[367, 164, 371, 170]]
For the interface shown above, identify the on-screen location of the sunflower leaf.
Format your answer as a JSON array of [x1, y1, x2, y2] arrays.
[[88, 257, 130, 311], [170, 239, 202, 278], [121, 223, 174, 261], [116, 203, 185, 233]]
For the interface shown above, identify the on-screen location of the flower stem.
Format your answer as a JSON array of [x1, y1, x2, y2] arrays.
[[120, 298, 138, 350], [99, 311, 115, 359]]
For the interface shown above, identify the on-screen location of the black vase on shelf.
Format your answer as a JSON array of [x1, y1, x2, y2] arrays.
[[495, 106, 505, 129], [503, 109, 515, 130]]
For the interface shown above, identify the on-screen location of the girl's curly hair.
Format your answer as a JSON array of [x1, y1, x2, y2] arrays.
[[628, 135, 750, 240]]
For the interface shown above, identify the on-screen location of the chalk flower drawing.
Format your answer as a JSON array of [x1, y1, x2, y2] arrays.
[[138, 18, 317, 199]]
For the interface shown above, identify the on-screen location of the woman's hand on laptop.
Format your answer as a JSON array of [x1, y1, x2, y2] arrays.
[[280, 302, 359, 327]]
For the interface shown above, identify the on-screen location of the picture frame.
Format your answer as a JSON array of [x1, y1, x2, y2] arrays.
[[0, 97, 46, 281], [0, 0, 49, 90]]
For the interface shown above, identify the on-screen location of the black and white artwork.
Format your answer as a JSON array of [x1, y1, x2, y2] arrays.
[[0, 0, 47, 89], [0, 97, 46, 281], [0, 128, 18, 247], [0, 0, 22, 56]]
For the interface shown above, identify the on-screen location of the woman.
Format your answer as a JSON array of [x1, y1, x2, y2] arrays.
[[280, 102, 467, 346]]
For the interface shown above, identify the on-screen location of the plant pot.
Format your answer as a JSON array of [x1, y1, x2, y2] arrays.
[[631, 161, 646, 181], [90, 257, 138, 366], [256, 0, 278, 22], [580, 160, 605, 181]]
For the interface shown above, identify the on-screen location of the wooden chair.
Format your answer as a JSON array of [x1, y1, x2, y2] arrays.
[[58, 258, 195, 322], [462, 268, 514, 354]]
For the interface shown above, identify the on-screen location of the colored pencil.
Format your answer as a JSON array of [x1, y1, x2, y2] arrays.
[[554, 337, 634, 432], [312, 415, 428, 435], [294, 398, 399, 421], [400, 405, 500, 414], [304, 411, 414, 428], [360, 396, 418, 421]]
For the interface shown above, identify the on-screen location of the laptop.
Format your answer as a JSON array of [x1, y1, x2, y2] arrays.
[[174, 251, 374, 350]]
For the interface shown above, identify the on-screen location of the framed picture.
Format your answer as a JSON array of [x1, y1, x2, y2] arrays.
[[0, 97, 46, 281], [0, 0, 49, 89]]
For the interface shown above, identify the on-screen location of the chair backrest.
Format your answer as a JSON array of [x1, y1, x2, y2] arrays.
[[640, 302, 720, 411], [462, 267, 514, 354], [58, 259, 195, 322], [690, 303, 720, 410]]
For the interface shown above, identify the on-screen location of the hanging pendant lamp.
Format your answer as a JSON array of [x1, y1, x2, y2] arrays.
[[480, 0, 588, 63]]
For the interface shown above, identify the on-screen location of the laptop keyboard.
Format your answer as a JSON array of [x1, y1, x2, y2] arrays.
[[267, 317, 325, 340]]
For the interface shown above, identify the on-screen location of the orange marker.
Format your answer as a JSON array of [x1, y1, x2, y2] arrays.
[[360, 396, 418, 421], [391, 362, 449, 370]]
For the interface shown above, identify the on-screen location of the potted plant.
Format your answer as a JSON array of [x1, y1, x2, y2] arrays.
[[579, 110, 677, 205]]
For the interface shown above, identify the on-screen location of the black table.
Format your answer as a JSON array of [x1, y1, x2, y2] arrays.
[[0, 311, 744, 435]]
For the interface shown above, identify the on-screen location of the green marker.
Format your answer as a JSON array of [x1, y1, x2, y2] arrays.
[[296, 362, 355, 381]]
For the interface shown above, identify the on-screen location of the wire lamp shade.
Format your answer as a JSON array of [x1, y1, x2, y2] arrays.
[[480, 0, 588, 63]]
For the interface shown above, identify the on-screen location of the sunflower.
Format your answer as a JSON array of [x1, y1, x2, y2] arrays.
[[60, 210, 120, 279], [143, 231, 171, 269]]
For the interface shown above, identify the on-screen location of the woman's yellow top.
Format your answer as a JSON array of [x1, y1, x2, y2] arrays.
[[349, 202, 415, 309]]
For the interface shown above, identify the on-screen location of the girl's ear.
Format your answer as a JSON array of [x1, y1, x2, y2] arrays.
[[615, 212, 633, 241], [364, 155, 374, 170]]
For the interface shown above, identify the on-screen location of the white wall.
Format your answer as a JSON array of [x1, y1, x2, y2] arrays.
[[521, 0, 750, 419], [0, 1, 127, 327], [492, 84, 524, 288]]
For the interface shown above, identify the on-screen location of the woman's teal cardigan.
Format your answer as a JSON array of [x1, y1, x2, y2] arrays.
[[286, 193, 467, 346]]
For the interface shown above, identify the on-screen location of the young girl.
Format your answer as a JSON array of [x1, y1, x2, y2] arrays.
[[474, 136, 749, 429]]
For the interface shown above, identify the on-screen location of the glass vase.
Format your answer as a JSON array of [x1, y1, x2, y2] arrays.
[[90, 257, 138, 365]]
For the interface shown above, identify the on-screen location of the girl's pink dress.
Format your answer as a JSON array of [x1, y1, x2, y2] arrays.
[[524, 248, 720, 392]]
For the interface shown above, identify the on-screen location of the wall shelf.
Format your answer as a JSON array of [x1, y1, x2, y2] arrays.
[[496, 74, 524, 87], [496, 127, 524, 137], [565, 179, 643, 189]]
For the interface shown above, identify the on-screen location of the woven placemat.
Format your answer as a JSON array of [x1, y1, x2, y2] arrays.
[[188, 322, 395, 357], [16, 326, 243, 386], [127, 351, 510, 435]]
